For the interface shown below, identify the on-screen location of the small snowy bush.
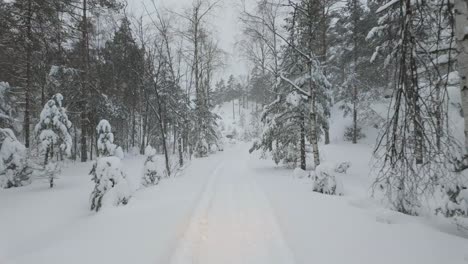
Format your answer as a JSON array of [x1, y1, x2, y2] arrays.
[[344, 126, 365, 142], [438, 182, 468, 218], [0, 129, 31, 188], [312, 163, 344, 195], [96, 119, 123, 159], [141, 145, 160, 187], [195, 138, 209, 158], [335, 162, 351, 174], [90, 157, 131, 212]]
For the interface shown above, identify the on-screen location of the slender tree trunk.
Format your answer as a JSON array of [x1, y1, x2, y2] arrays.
[[141, 100, 149, 154], [24, 0, 32, 148], [173, 125, 177, 154], [353, 83, 358, 144], [132, 103, 136, 148], [300, 113, 306, 170], [352, 0, 358, 145], [455, 0, 468, 154], [232, 100, 235, 120], [178, 132, 183, 167], [321, 3, 330, 146], [80, 0, 89, 162], [309, 61, 320, 167], [193, 10, 202, 143]]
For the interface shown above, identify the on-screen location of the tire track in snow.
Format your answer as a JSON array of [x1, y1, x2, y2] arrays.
[[167, 160, 226, 264], [168, 144, 296, 264]]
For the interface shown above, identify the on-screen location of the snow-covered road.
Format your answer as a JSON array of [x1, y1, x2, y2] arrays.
[[169, 145, 296, 264]]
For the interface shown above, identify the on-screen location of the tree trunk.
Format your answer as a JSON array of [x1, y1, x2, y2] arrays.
[[232, 100, 235, 120], [455, 0, 468, 153], [352, 0, 359, 145], [309, 62, 320, 167], [80, 0, 89, 162], [353, 83, 358, 144], [324, 124, 330, 145], [24, 0, 32, 148], [178, 133, 184, 168], [131, 104, 136, 148], [300, 113, 306, 170], [141, 100, 149, 154]]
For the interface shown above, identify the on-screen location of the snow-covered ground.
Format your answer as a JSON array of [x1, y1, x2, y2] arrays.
[[1, 101, 468, 264]]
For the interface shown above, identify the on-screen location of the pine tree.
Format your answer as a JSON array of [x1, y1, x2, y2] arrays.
[[90, 120, 130, 212], [0, 128, 31, 188], [35, 93, 73, 188], [332, 0, 380, 143], [141, 145, 160, 187], [96, 119, 123, 159], [0, 82, 18, 130], [89, 156, 131, 212]]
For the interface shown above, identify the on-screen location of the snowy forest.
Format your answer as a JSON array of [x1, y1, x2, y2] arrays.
[[1, 0, 468, 263]]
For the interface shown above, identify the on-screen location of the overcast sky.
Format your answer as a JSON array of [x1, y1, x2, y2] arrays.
[[127, 0, 252, 80]]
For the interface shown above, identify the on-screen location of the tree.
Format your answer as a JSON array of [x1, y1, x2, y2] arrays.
[[96, 119, 123, 158], [441, 0, 468, 222], [0, 128, 31, 188], [141, 145, 160, 187], [332, 0, 378, 143], [35, 93, 73, 188], [90, 120, 130, 212], [370, 0, 459, 215], [89, 156, 131, 212], [0, 82, 18, 130]]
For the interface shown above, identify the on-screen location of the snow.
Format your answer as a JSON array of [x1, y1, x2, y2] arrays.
[[90, 156, 132, 211], [0, 101, 467, 263], [376, 0, 399, 13], [293, 167, 309, 179], [0, 128, 29, 188], [96, 119, 123, 158], [35, 94, 73, 157]]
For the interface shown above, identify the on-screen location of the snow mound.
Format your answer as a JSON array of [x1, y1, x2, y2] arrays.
[[312, 163, 344, 195], [293, 168, 309, 179]]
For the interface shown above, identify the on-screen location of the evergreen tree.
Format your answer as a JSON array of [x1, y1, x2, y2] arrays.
[[141, 145, 160, 187], [89, 156, 131, 212], [90, 119, 130, 212], [0, 128, 31, 188], [96, 119, 123, 159], [34, 93, 73, 188]]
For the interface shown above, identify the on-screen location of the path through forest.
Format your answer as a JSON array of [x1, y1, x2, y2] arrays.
[[168, 143, 296, 264]]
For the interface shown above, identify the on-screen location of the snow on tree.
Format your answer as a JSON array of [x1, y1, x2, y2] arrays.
[[0, 128, 31, 188], [195, 135, 209, 158], [90, 156, 131, 212], [437, 0, 468, 229], [369, 0, 460, 215], [90, 120, 130, 211], [141, 145, 160, 187], [34, 93, 73, 188], [312, 163, 344, 196], [96, 119, 123, 159], [335, 162, 351, 174], [0, 82, 18, 130]]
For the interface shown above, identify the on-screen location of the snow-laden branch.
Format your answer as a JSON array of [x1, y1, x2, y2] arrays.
[[376, 0, 400, 13], [279, 74, 310, 97]]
